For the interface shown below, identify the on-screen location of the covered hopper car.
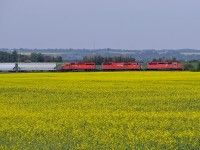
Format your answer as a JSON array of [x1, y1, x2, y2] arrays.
[[0, 63, 16, 71], [18, 63, 57, 71]]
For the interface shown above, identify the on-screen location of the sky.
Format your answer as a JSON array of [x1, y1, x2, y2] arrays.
[[0, 0, 200, 50]]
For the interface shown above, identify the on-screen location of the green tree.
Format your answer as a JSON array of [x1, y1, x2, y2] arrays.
[[197, 62, 200, 71], [172, 57, 177, 62], [12, 51, 18, 62], [184, 63, 194, 71]]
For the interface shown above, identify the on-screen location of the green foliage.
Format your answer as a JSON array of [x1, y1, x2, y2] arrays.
[[29, 53, 62, 62], [184, 63, 194, 71], [152, 57, 177, 62], [0, 72, 200, 149], [0, 51, 63, 62], [83, 55, 136, 65], [0, 51, 16, 62], [197, 62, 200, 71]]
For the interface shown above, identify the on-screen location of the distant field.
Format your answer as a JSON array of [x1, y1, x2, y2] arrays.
[[181, 52, 200, 55], [0, 72, 200, 149], [20, 52, 63, 55]]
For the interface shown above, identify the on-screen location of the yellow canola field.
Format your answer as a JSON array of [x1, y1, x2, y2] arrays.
[[0, 72, 200, 149]]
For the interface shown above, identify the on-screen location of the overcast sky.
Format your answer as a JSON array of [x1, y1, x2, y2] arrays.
[[0, 0, 200, 49]]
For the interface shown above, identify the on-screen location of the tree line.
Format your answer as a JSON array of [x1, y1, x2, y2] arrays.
[[82, 55, 136, 65], [0, 51, 62, 62], [183, 61, 200, 71], [152, 57, 177, 62]]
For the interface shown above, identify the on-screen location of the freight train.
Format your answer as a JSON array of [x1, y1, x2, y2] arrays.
[[0, 62, 183, 72]]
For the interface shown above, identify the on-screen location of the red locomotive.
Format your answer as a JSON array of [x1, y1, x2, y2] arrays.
[[147, 62, 183, 70], [59, 61, 183, 71], [60, 62, 95, 71], [102, 62, 140, 71]]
